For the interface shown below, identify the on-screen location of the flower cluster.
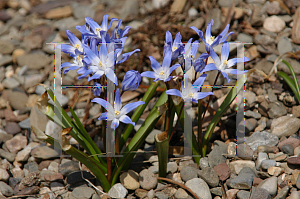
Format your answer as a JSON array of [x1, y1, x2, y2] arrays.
[[60, 15, 250, 129]]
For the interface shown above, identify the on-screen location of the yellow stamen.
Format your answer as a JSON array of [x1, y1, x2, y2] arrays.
[[210, 36, 215, 41], [115, 110, 120, 115], [189, 93, 193, 98], [74, 44, 79, 49], [96, 27, 101, 32], [223, 60, 228, 65], [77, 55, 81, 60], [173, 47, 178, 51], [98, 61, 103, 67], [159, 71, 165, 76]]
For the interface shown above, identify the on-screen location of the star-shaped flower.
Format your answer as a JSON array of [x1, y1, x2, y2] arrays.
[[91, 89, 145, 129], [141, 50, 180, 82], [166, 74, 214, 103]]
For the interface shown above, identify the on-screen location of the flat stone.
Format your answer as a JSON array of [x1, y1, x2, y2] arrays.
[[281, 144, 294, 156], [287, 157, 300, 165], [198, 167, 219, 187], [108, 183, 128, 199], [44, 5, 73, 19], [5, 135, 27, 154], [278, 37, 293, 55], [0, 55, 13, 66], [15, 142, 39, 162], [0, 149, 16, 162], [208, 141, 228, 168], [139, 169, 157, 190], [261, 160, 276, 170], [0, 168, 10, 181], [8, 91, 28, 110], [267, 166, 283, 177], [174, 188, 189, 199], [271, 115, 300, 138], [251, 188, 271, 199], [31, 146, 59, 159], [59, 161, 80, 176], [263, 16, 285, 33], [292, 106, 300, 118], [5, 122, 21, 135], [245, 131, 279, 151], [24, 161, 39, 173], [226, 173, 253, 190], [71, 187, 95, 199], [0, 181, 14, 197], [185, 178, 211, 199], [229, 160, 256, 175], [0, 41, 14, 54], [268, 102, 287, 119], [180, 166, 199, 182], [257, 176, 278, 196], [214, 162, 231, 181], [17, 53, 52, 70]]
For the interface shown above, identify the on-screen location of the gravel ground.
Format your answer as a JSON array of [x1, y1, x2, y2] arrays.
[[0, 0, 300, 198]]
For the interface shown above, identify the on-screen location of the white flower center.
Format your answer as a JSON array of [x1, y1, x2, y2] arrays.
[[207, 36, 215, 45], [220, 60, 228, 70]]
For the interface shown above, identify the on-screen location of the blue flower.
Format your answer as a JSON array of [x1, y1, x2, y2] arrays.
[[178, 38, 199, 72], [166, 74, 214, 103], [201, 42, 250, 83], [111, 19, 131, 40], [91, 89, 145, 129], [164, 31, 184, 60], [141, 50, 180, 82], [193, 53, 209, 73], [82, 43, 118, 85], [190, 19, 234, 53], [122, 70, 142, 91], [92, 83, 102, 96], [85, 15, 118, 40], [59, 30, 83, 57]]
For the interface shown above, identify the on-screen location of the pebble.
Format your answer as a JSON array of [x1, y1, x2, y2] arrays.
[[199, 157, 209, 169], [292, 106, 300, 118], [208, 140, 227, 168], [0, 181, 14, 197], [214, 162, 231, 181], [208, 8, 221, 35], [180, 166, 198, 182], [5, 135, 27, 154], [71, 187, 95, 199], [237, 190, 250, 199], [0, 148, 16, 162], [0, 41, 14, 54], [257, 176, 278, 196], [237, 33, 253, 43], [170, 0, 186, 13], [266, 1, 281, 15], [4, 122, 21, 135], [245, 110, 261, 119], [44, 5, 73, 19], [174, 188, 189, 199], [278, 37, 293, 55], [261, 160, 277, 170], [15, 142, 39, 162], [245, 131, 279, 151], [8, 91, 28, 110], [281, 144, 294, 156], [31, 146, 59, 159], [274, 185, 289, 199], [0, 168, 10, 181], [50, 182, 65, 195], [198, 167, 219, 187], [30, 105, 48, 132], [268, 102, 287, 119], [17, 53, 51, 70], [230, 160, 256, 175], [185, 178, 211, 199], [295, 146, 300, 156], [58, 160, 80, 176], [267, 167, 283, 177], [145, 129, 162, 144], [226, 172, 253, 190], [271, 116, 300, 138], [218, 0, 239, 7], [24, 161, 39, 173], [236, 143, 254, 159], [139, 169, 158, 190], [188, 18, 205, 29], [118, 0, 139, 20], [263, 16, 286, 33], [251, 188, 271, 199], [188, 7, 198, 17], [256, 152, 269, 170], [120, 170, 140, 190], [292, 7, 300, 44], [287, 157, 300, 165], [167, 162, 177, 173]]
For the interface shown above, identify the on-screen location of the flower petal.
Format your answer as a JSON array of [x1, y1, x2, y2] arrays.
[[141, 71, 157, 79], [66, 30, 81, 47], [224, 69, 248, 75], [98, 112, 108, 121], [193, 92, 214, 101], [221, 71, 230, 83], [91, 98, 114, 113], [201, 63, 218, 73], [119, 115, 135, 126], [114, 88, 122, 111], [82, 44, 100, 66], [149, 56, 161, 72], [166, 89, 182, 98], [192, 74, 207, 92], [209, 48, 221, 66], [105, 68, 118, 86], [88, 71, 104, 81], [120, 101, 145, 116], [190, 26, 205, 43], [227, 57, 250, 68], [111, 118, 119, 130], [163, 50, 172, 70], [221, 42, 229, 63], [205, 19, 214, 42]]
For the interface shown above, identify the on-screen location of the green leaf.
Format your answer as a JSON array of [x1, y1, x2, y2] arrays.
[[119, 81, 160, 150], [202, 75, 247, 157], [279, 60, 300, 103], [155, 132, 169, 178], [111, 103, 167, 185]]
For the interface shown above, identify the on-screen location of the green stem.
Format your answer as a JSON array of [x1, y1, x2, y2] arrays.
[[197, 99, 202, 155]]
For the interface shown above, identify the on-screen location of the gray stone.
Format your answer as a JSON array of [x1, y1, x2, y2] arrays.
[[146, 129, 162, 144], [199, 157, 209, 169], [208, 141, 228, 168], [24, 74, 44, 89], [256, 152, 269, 170], [0, 41, 14, 54], [71, 2, 95, 19], [266, 1, 281, 15], [261, 160, 276, 170], [198, 167, 219, 187], [180, 166, 199, 182], [0, 149, 16, 162], [268, 102, 287, 119], [237, 190, 250, 199], [0, 181, 14, 197], [0, 55, 13, 66], [139, 169, 157, 190], [277, 58, 300, 75], [175, 188, 189, 199], [227, 167, 255, 190], [271, 116, 300, 138], [0, 168, 9, 181], [167, 162, 177, 173], [120, 170, 140, 190], [281, 144, 294, 156], [5, 135, 27, 154], [251, 188, 271, 199], [245, 91, 256, 105], [17, 53, 52, 70], [148, 165, 158, 174], [30, 105, 48, 132], [117, 0, 139, 20], [257, 176, 277, 196], [210, 187, 223, 196], [245, 110, 261, 119], [18, 117, 31, 129], [59, 161, 80, 176], [45, 120, 61, 140], [127, 21, 144, 30], [237, 143, 254, 159], [5, 122, 21, 135], [237, 33, 253, 43], [245, 131, 279, 151], [2, 77, 20, 89], [274, 185, 289, 199], [288, 191, 300, 199], [71, 187, 95, 199], [155, 192, 169, 199], [185, 178, 211, 199], [278, 37, 293, 55], [108, 183, 128, 198]]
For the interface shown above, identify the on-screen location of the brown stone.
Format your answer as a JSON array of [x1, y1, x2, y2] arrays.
[[253, 177, 263, 187], [39, 160, 52, 171], [245, 46, 260, 61], [293, 105, 300, 118], [292, 7, 300, 44], [278, 138, 300, 150], [213, 163, 231, 181], [44, 173, 63, 182], [17, 186, 39, 195], [44, 6, 72, 19], [287, 157, 300, 165]]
